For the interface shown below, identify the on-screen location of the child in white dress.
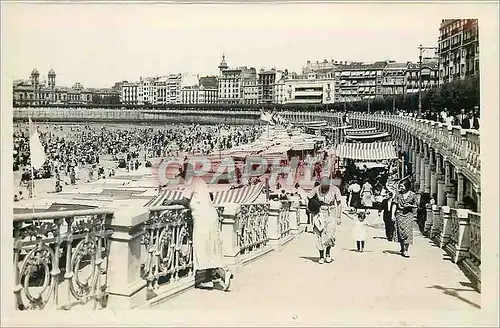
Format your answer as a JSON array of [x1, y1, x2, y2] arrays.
[[353, 212, 367, 252]]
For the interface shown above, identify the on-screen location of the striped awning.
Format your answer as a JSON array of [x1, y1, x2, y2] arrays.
[[145, 182, 265, 207], [336, 141, 397, 160], [344, 132, 390, 140]]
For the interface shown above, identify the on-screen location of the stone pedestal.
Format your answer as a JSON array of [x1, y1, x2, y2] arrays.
[[288, 203, 299, 235], [267, 200, 282, 250], [106, 207, 150, 310], [221, 203, 242, 272], [454, 209, 471, 263]]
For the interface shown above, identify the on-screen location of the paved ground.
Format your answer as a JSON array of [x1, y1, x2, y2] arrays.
[[152, 211, 484, 326]]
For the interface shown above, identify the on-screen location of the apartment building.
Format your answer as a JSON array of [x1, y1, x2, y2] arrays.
[[180, 76, 218, 104], [381, 62, 407, 96], [437, 19, 479, 85], [406, 60, 439, 94], [333, 61, 386, 102], [217, 54, 257, 105], [280, 72, 335, 104]]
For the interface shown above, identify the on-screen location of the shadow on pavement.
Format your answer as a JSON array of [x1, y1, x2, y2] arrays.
[[382, 250, 403, 256], [300, 256, 319, 263], [427, 284, 480, 309]]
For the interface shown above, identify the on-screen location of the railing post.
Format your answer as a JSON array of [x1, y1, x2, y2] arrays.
[[268, 200, 282, 250], [439, 206, 451, 248], [424, 203, 433, 235], [106, 207, 149, 310], [288, 201, 299, 235], [430, 205, 441, 239], [298, 204, 308, 232], [454, 209, 471, 263], [221, 203, 242, 272]]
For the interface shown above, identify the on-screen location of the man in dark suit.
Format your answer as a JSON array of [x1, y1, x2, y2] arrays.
[[461, 111, 480, 129], [379, 191, 395, 241]]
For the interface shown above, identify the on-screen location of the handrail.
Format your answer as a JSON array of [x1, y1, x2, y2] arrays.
[[13, 208, 114, 222]]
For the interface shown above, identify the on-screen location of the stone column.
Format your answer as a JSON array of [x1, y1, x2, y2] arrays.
[[221, 203, 242, 272], [456, 171, 465, 209], [454, 209, 471, 263], [430, 149, 437, 197], [436, 153, 446, 206], [106, 207, 150, 310], [476, 190, 481, 213], [445, 161, 456, 207], [414, 147, 421, 191], [267, 200, 282, 250], [288, 201, 299, 235], [420, 145, 426, 194]]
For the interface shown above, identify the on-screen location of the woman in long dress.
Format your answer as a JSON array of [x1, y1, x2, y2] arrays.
[[307, 178, 342, 264], [391, 179, 418, 258], [165, 177, 233, 290], [360, 180, 373, 209]]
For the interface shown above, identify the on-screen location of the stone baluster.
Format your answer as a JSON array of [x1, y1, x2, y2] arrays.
[[414, 145, 421, 191], [106, 206, 149, 310], [424, 144, 431, 194], [221, 203, 242, 272], [429, 149, 437, 197], [439, 205, 451, 248], [267, 200, 282, 250], [453, 209, 471, 263]]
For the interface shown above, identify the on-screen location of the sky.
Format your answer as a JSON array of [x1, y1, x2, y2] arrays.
[[1, 2, 489, 88]]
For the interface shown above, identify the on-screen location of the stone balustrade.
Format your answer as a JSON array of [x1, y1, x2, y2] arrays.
[[426, 205, 481, 291], [12, 200, 298, 311], [12, 209, 114, 311]]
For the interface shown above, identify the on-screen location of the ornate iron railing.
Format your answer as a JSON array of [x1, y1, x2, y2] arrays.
[[141, 206, 193, 291], [468, 212, 481, 268], [237, 203, 270, 255], [13, 209, 113, 311], [449, 208, 460, 247]]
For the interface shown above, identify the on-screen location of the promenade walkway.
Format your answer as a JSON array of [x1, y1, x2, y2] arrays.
[[153, 211, 482, 326]]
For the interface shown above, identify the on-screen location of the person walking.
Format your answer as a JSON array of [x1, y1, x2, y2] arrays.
[[164, 177, 233, 291], [307, 177, 342, 264], [353, 211, 367, 252], [391, 179, 418, 257], [379, 191, 395, 241], [360, 180, 373, 210]]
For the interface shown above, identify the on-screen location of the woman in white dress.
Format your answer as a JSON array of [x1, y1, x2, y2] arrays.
[[165, 177, 233, 290], [307, 178, 342, 264]]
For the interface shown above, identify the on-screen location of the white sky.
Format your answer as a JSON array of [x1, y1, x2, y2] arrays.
[[1, 2, 493, 88]]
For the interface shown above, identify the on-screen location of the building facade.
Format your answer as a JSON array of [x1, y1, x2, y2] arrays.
[[180, 76, 218, 104], [381, 62, 407, 96], [258, 69, 277, 104], [13, 68, 119, 106], [437, 19, 479, 85], [282, 72, 335, 104], [217, 54, 258, 105], [333, 62, 386, 103], [406, 60, 439, 94]]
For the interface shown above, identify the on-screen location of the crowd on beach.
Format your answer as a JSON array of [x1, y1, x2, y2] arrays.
[[12, 122, 263, 200]]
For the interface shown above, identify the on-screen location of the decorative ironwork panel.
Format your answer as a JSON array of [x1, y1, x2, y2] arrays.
[[141, 207, 193, 291], [13, 211, 112, 311], [449, 209, 459, 246], [468, 212, 481, 267], [279, 201, 291, 238], [237, 203, 270, 255]]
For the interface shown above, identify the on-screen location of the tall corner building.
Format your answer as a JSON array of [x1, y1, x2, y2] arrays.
[[437, 19, 479, 85]]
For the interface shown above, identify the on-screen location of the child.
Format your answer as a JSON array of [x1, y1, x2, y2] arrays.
[[353, 211, 367, 252]]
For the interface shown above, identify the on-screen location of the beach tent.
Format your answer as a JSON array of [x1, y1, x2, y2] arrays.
[[336, 141, 397, 161], [145, 182, 265, 207]]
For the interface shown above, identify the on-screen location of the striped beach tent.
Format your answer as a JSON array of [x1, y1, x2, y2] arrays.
[[336, 141, 397, 161], [145, 182, 265, 207]]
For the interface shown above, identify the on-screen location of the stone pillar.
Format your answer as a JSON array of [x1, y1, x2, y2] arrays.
[[414, 149, 421, 191], [221, 203, 242, 272], [439, 205, 451, 248], [267, 200, 282, 250], [454, 209, 471, 263], [424, 203, 433, 234], [456, 171, 465, 209], [476, 190, 481, 213], [420, 147, 426, 194], [436, 153, 446, 206], [445, 161, 456, 207], [430, 150, 437, 196], [107, 207, 150, 310], [288, 201, 299, 235]]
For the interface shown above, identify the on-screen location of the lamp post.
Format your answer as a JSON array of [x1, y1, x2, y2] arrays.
[[417, 44, 438, 118]]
